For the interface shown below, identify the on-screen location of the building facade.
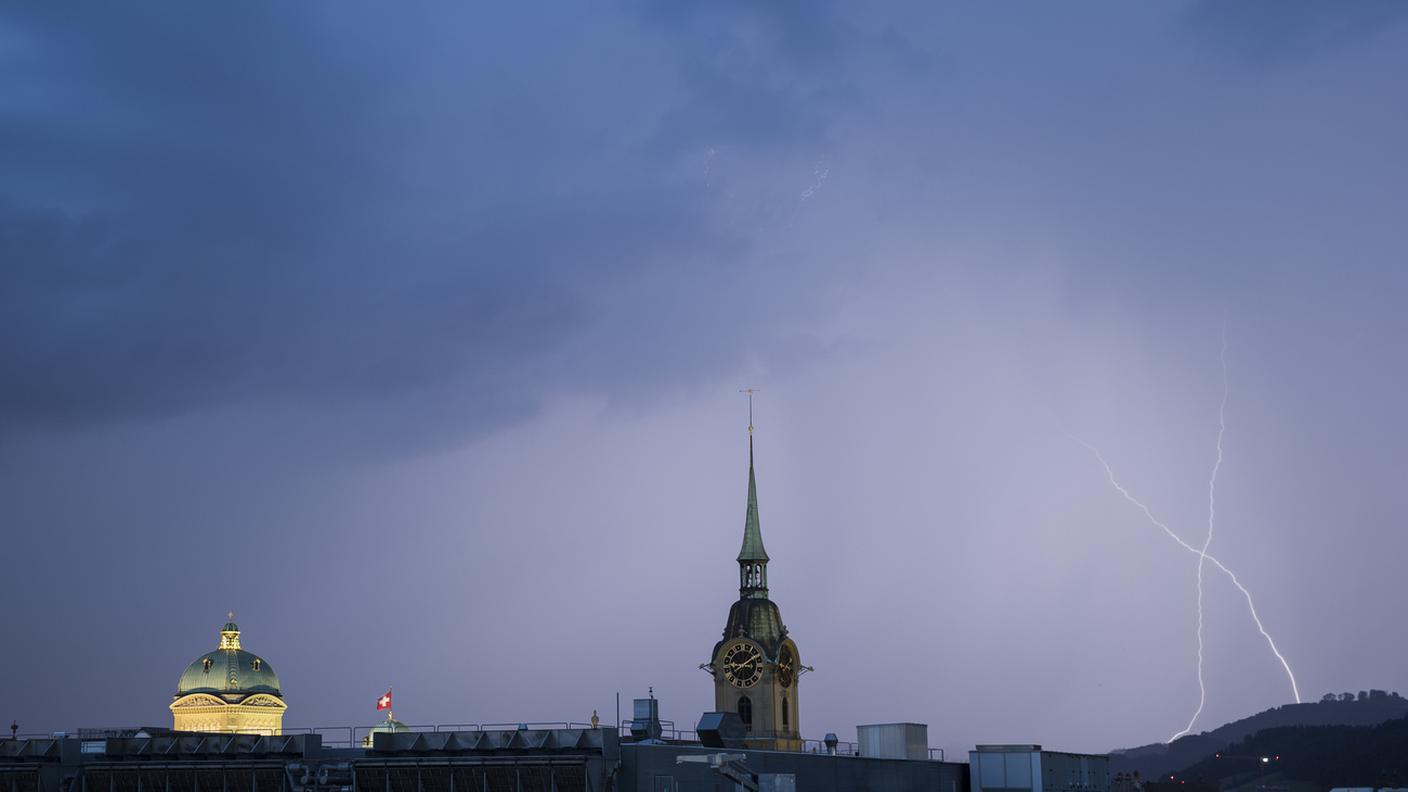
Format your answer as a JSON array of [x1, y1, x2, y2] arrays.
[[970, 744, 1111, 792], [0, 729, 972, 792], [706, 429, 803, 751], [170, 616, 286, 735]]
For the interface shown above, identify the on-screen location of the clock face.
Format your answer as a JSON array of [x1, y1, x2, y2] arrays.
[[722, 641, 763, 688], [777, 644, 795, 688]]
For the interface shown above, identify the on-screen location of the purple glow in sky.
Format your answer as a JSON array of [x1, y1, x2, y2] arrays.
[[3, 1, 1407, 757]]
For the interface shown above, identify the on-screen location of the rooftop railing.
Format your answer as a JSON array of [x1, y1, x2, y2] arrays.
[[6, 723, 946, 760]]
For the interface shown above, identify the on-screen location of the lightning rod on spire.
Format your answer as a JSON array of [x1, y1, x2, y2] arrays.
[[739, 388, 760, 434]]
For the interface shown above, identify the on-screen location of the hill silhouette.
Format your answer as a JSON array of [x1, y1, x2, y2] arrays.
[[1110, 691, 1408, 779], [1173, 716, 1408, 790]]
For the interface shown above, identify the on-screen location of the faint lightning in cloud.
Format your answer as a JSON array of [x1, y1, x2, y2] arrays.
[[799, 161, 830, 201], [1071, 433, 1303, 721], [1172, 319, 1229, 741], [703, 146, 717, 187]]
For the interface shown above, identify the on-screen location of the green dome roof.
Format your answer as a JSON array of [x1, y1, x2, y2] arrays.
[[177, 649, 281, 697], [363, 717, 410, 746], [175, 618, 282, 699], [370, 718, 409, 734]]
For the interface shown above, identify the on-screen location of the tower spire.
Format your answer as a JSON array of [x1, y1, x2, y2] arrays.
[[737, 389, 769, 597]]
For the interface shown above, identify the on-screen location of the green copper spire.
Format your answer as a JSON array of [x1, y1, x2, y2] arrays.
[[735, 391, 770, 599], [738, 433, 769, 563]]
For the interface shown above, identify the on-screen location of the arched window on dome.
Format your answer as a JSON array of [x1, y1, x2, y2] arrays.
[[202, 658, 213, 672], [738, 696, 753, 731], [251, 658, 261, 671]]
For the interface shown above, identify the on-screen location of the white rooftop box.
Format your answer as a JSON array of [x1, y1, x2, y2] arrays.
[[857, 722, 929, 761]]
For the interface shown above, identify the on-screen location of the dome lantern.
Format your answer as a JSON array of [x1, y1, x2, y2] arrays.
[[219, 612, 241, 650]]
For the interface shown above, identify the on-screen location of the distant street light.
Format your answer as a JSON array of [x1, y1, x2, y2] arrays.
[[1216, 752, 1280, 765]]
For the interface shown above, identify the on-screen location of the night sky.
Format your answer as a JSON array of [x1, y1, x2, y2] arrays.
[[3, 2, 1407, 757]]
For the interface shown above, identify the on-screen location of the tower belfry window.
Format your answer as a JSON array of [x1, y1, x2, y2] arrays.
[[738, 696, 753, 729]]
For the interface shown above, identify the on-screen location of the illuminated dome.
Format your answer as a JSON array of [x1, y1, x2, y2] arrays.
[[178, 648, 281, 698], [171, 615, 286, 735]]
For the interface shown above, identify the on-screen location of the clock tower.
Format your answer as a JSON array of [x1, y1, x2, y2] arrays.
[[706, 425, 803, 751]]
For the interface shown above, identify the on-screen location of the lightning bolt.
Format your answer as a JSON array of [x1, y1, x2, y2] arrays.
[[1071, 427, 1302, 728], [1171, 319, 1229, 741]]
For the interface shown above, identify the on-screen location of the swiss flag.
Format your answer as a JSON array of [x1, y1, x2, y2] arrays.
[[376, 690, 392, 711]]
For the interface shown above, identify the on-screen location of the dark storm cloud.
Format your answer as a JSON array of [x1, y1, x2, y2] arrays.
[[0, 2, 797, 438], [629, 0, 856, 149], [1, 1, 927, 445], [629, 0, 936, 153], [1182, 0, 1408, 63], [0, 189, 750, 434]]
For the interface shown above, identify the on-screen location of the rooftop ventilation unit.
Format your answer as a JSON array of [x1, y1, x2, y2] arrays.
[[630, 697, 663, 742]]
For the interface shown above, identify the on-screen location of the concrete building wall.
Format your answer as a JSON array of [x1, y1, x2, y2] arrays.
[[1038, 751, 1110, 792], [972, 748, 1042, 792]]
